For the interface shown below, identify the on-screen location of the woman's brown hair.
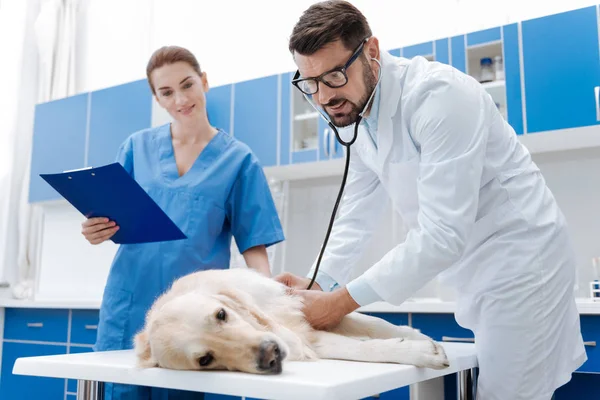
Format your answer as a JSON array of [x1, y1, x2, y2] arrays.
[[146, 46, 202, 94]]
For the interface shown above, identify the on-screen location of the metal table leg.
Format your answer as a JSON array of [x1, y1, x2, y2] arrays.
[[77, 380, 104, 400], [457, 368, 478, 400]]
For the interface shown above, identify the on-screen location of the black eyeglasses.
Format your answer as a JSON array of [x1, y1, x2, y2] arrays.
[[291, 38, 369, 95]]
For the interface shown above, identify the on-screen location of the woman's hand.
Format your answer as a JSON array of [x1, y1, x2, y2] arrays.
[[81, 217, 119, 245]]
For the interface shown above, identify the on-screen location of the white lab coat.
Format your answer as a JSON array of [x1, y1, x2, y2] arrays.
[[316, 51, 587, 399]]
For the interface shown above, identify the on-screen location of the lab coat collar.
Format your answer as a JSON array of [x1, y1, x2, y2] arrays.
[[375, 51, 403, 167]]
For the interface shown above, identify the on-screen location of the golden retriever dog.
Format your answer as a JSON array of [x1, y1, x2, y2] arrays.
[[133, 268, 450, 374]]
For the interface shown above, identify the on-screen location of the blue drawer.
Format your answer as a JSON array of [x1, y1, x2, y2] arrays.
[[4, 308, 69, 343], [578, 315, 600, 373], [411, 313, 474, 342], [70, 310, 99, 345], [362, 312, 409, 327]]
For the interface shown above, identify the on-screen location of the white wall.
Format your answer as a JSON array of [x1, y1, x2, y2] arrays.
[[76, 0, 600, 92]]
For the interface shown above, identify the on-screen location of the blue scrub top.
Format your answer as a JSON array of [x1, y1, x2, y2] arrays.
[[95, 123, 285, 354]]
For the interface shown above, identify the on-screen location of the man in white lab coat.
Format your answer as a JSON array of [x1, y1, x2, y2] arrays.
[[275, 1, 587, 399]]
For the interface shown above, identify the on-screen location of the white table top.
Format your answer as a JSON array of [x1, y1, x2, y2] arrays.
[[13, 343, 477, 400]]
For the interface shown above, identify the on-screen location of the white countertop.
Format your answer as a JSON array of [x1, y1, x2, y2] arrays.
[[1, 296, 600, 314], [13, 343, 477, 400]]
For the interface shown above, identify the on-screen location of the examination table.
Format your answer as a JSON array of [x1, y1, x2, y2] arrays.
[[12, 342, 478, 399]]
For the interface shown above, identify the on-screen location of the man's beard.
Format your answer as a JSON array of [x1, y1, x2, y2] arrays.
[[323, 57, 378, 128]]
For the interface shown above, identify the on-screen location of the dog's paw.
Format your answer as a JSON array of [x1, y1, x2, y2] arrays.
[[417, 340, 450, 370]]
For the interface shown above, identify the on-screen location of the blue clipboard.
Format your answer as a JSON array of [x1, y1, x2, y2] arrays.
[[40, 163, 187, 244]]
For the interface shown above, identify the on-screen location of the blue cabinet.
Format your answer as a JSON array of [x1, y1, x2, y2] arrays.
[[402, 41, 434, 59], [0, 341, 67, 400], [521, 6, 600, 133], [411, 313, 474, 342], [577, 315, 600, 372], [29, 93, 89, 202], [233, 75, 279, 167], [0, 308, 97, 400], [206, 84, 233, 134], [87, 79, 152, 168], [450, 35, 466, 73]]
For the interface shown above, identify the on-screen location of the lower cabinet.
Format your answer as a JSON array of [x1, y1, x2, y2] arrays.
[[0, 341, 67, 399], [0, 308, 98, 400], [0, 308, 597, 400]]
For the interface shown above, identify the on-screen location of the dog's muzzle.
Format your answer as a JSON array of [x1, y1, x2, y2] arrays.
[[257, 340, 284, 374]]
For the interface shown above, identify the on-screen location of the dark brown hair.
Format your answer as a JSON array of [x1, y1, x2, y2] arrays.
[[146, 46, 202, 94], [288, 0, 372, 56]]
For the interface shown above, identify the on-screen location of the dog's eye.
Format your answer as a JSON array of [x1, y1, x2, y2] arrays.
[[198, 353, 213, 367], [216, 308, 227, 321]]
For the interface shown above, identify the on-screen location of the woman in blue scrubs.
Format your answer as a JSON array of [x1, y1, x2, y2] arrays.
[[81, 46, 285, 399]]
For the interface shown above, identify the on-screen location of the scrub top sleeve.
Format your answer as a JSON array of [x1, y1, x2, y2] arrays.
[[353, 70, 489, 305], [226, 155, 285, 254], [114, 136, 134, 177]]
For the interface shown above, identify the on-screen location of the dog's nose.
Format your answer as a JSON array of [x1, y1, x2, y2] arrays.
[[257, 340, 282, 374]]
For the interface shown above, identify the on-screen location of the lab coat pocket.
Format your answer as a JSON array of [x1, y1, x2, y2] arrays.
[[385, 156, 421, 229]]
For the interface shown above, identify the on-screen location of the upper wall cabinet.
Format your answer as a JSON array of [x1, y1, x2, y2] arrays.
[[206, 84, 232, 134], [87, 79, 152, 168], [233, 75, 279, 167], [521, 5, 600, 133], [29, 93, 89, 203], [27, 5, 600, 196]]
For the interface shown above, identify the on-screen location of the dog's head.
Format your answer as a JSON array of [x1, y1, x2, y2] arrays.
[[133, 288, 288, 374]]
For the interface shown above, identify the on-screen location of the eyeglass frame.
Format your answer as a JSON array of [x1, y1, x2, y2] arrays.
[[291, 37, 370, 95]]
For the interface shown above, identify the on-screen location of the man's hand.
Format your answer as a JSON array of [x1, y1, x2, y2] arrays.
[[274, 272, 322, 291], [293, 287, 360, 330]]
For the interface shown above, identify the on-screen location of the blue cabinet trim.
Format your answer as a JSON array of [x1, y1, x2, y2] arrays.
[[435, 38, 450, 64], [467, 27, 502, 46], [403, 41, 434, 58], [450, 35, 467, 73]]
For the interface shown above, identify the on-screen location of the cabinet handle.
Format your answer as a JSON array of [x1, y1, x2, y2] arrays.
[[584, 341, 596, 347], [85, 325, 98, 330], [323, 129, 330, 157], [442, 336, 475, 343], [27, 322, 43, 328], [595, 86, 600, 121]]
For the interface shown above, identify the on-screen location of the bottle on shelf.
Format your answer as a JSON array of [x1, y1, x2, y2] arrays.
[[479, 57, 495, 83]]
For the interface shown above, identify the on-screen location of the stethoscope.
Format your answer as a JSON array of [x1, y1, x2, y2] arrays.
[[296, 58, 383, 290]]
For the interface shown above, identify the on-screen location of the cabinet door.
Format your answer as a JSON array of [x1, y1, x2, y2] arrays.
[[233, 75, 279, 167], [522, 6, 600, 133], [450, 35, 467, 73], [206, 84, 232, 134], [29, 93, 89, 202], [87, 79, 152, 168], [402, 41, 434, 59], [577, 315, 600, 372], [0, 342, 67, 400]]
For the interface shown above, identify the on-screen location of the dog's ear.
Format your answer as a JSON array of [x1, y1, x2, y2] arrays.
[[133, 329, 158, 368], [215, 288, 274, 330]]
